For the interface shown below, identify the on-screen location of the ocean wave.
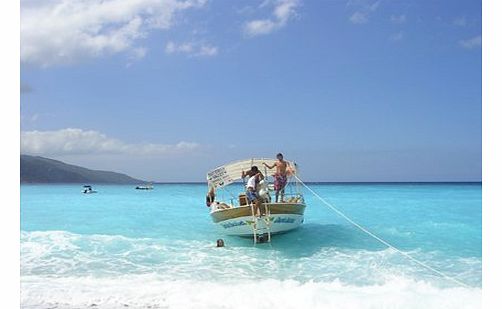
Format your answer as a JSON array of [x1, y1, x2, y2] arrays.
[[21, 275, 481, 309], [21, 230, 481, 287]]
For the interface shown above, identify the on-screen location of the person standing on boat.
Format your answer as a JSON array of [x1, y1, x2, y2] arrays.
[[241, 166, 263, 216], [263, 153, 290, 202]]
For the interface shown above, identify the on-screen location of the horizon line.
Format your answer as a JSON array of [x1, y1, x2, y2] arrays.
[[21, 181, 482, 185]]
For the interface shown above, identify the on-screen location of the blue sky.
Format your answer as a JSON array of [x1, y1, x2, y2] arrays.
[[20, 0, 481, 182]]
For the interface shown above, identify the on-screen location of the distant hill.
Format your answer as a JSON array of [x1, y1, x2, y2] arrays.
[[21, 155, 144, 184]]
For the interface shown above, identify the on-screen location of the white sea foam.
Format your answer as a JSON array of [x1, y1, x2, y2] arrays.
[[21, 230, 481, 286], [21, 275, 481, 309], [21, 230, 482, 308]]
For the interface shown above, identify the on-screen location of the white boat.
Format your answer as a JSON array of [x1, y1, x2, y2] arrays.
[[136, 184, 154, 190], [82, 185, 97, 194], [206, 158, 306, 242]]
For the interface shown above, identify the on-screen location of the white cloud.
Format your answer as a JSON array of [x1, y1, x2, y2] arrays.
[[198, 44, 219, 56], [349, 12, 368, 24], [390, 14, 406, 24], [347, 0, 380, 25], [165, 41, 218, 57], [166, 42, 193, 53], [21, 0, 207, 67], [130, 47, 148, 60], [21, 128, 199, 156], [126, 46, 148, 67], [459, 35, 481, 49], [243, 0, 300, 37]]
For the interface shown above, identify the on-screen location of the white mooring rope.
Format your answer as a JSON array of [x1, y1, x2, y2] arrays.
[[294, 175, 472, 288]]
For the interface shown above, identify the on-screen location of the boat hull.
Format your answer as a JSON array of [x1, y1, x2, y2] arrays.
[[210, 203, 306, 236]]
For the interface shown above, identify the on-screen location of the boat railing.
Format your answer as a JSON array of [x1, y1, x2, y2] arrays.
[[210, 193, 304, 212]]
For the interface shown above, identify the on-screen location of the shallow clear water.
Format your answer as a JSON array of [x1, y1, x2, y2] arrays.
[[21, 183, 482, 308]]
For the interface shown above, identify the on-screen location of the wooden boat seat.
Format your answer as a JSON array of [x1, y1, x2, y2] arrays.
[[215, 202, 232, 210]]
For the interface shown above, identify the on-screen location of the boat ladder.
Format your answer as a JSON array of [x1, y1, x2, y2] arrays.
[[251, 204, 272, 244]]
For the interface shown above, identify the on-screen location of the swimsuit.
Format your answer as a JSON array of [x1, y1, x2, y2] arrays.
[[274, 174, 287, 191], [246, 190, 258, 202]]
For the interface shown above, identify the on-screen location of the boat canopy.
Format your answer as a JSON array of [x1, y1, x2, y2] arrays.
[[207, 158, 298, 189]]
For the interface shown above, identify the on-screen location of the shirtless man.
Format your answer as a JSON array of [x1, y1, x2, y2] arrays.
[[263, 153, 290, 202]]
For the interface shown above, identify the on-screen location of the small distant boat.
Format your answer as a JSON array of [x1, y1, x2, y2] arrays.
[[135, 184, 154, 190], [82, 185, 97, 194]]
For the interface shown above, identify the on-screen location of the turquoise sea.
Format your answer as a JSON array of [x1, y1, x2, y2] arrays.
[[21, 183, 482, 309]]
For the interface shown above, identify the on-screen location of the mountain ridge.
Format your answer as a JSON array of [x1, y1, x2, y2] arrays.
[[21, 155, 145, 184]]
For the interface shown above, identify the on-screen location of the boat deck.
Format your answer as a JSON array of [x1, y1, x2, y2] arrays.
[[210, 202, 306, 223]]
